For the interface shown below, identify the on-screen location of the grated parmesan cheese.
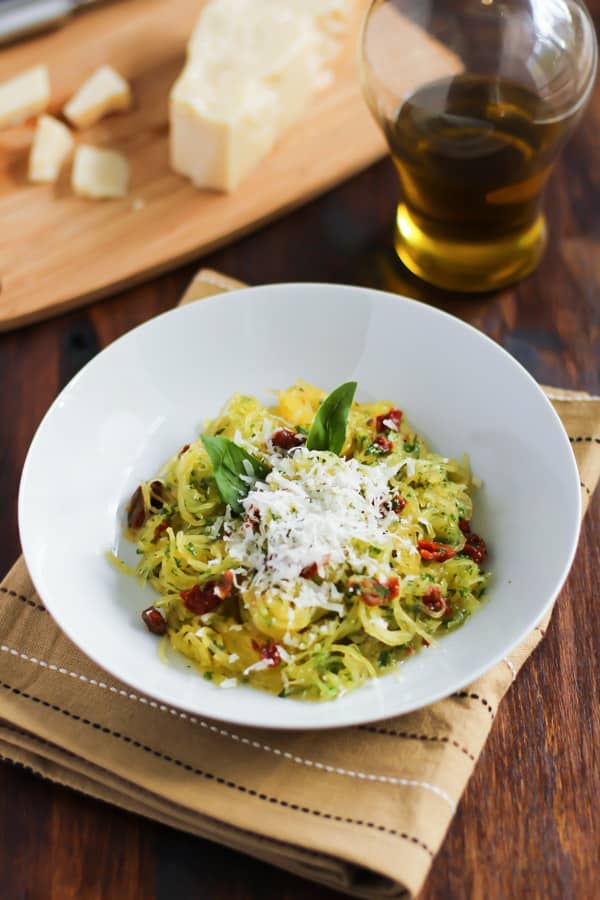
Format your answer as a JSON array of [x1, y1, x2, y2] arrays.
[[243, 658, 274, 675], [225, 448, 402, 611], [276, 644, 293, 663]]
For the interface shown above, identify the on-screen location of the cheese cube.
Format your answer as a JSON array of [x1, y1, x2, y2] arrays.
[[169, 0, 354, 192], [72, 146, 129, 199], [0, 65, 50, 130], [64, 65, 131, 129], [28, 115, 74, 183]]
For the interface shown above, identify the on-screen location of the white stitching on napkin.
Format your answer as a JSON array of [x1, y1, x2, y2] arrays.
[[197, 272, 242, 291], [544, 393, 599, 402], [503, 657, 517, 682], [0, 723, 416, 879], [0, 643, 456, 811]]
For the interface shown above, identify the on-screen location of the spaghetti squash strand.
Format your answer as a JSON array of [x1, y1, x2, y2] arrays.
[[120, 382, 490, 700]]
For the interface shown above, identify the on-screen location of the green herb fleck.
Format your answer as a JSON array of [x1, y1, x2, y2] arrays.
[[365, 442, 386, 457]]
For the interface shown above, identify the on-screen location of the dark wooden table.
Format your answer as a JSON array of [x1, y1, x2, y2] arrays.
[[1, 20, 599, 900]]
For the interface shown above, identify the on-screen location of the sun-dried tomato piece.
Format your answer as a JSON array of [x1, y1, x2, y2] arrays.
[[149, 481, 164, 511], [375, 408, 403, 433], [372, 434, 394, 454], [375, 434, 394, 453], [127, 486, 146, 529], [300, 562, 319, 579], [180, 585, 221, 616], [181, 571, 234, 615], [421, 587, 449, 619], [252, 639, 281, 667], [461, 532, 487, 564], [142, 607, 167, 635], [459, 518, 471, 535], [421, 586, 444, 612], [179, 444, 190, 456], [380, 495, 407, 517], [153, 520, 169, 541], [347, 576, 400, 606], [270, 428, 306, 450], [417, 540, 457, 562]]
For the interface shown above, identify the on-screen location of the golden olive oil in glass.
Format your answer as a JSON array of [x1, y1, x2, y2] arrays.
[[360, 1, 597, 293], [384, 74, 576, 292]]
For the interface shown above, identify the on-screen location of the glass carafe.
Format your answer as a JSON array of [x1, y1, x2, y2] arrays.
[[360, 0, 598, 292]]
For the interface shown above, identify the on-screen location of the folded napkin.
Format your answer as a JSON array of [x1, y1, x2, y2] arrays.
[[1, 270, 599, 898]]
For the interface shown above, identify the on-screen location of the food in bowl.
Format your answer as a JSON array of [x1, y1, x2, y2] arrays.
[[117, 380, 489, 700]]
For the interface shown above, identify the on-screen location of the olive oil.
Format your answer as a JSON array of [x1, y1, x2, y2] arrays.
[[385, 75, 577, 292]]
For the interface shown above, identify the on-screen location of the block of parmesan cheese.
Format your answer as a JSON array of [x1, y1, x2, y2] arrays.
[[170, 0, 354, 192], [64, 65, 131, 129], [0, 65, 50, 130], [28, 115, 74, 184], [284, 0, 355, 85], [72, 146, 129, 199]]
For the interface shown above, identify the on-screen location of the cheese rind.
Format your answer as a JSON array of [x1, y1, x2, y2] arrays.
[[169, 0, 353, 192], [0, 65, 50, 130], [64, 65, 131, 129], [71, 146, 129, 199], [28, 115, 74, 184]]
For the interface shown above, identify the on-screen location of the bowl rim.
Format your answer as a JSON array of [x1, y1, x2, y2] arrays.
[[18, 282, 582, 729]]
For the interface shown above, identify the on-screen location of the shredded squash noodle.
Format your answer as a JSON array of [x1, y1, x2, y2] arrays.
[[119, 381, 490, 700]]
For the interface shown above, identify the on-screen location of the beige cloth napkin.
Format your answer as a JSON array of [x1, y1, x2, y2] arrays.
[[1, 269, 599, 899]]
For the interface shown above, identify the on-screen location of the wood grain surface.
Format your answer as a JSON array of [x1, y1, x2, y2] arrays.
[[0, 0, 385, 330], [1, 4, 599, 898]]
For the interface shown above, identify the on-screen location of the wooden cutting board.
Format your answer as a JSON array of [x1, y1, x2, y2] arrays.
[[0, 0, 386, 331]]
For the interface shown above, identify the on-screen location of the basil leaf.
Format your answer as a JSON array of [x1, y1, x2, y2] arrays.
[[306, 381, 357, 455], [201, 435, 269, 513]]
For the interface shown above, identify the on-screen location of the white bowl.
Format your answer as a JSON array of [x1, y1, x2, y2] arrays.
[[18, 284, 581, 729]]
